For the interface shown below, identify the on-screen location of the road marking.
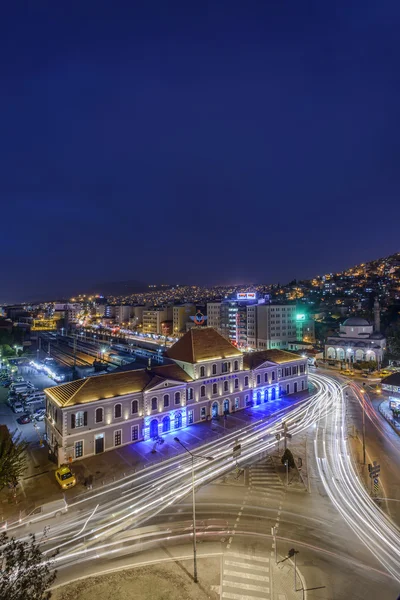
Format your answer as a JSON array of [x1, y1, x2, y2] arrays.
[[222, 593, 267, 600], [224, 570, 270, 582], [224, 560, 267, 571], [226, 552, 269, 562], [223, 581, 270, 592]]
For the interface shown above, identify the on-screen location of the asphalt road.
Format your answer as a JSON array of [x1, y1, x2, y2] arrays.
[[5, 371, 400, 599]]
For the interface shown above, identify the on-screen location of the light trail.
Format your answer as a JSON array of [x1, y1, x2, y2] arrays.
[[42, 374, 336, 564], [314, 374, 400, 583]]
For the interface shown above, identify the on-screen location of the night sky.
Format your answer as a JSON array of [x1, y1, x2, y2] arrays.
[[1, 2, 400, 302]]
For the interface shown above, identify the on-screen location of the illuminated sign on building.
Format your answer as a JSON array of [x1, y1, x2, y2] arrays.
[[236, 293, 257, 301], [296, 314, 306, 321]]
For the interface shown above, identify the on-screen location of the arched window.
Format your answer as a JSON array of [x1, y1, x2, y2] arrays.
[[187, 387, 194, 401], [131, 400, 138, 414], [223, 381, 229, 392], [163, 394, 169, 408], [114, 403, 122, 419], [151, 397, 158, 411], [95, 407, 103, 423], [256, 374, 261, 384], [212, 383, 218, 395], [212, 364, 217, 375], [234, 360, 239, 371], [200, 366, 205, 377], [175, 411, 182, 429], [264, 372, 268, 383], [200, 385, 206, 397], [222, 362, 228, 373], [174, 392, 181, 405], [234, 378, 239, 389], [244, 376, 249, 387]]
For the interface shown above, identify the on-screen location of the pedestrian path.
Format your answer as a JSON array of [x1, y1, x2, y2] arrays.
[[221, 551, 270, 599], [249, 460, 284, 494]]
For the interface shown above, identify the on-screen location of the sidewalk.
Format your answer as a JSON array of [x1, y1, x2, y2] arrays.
[[1, 392, 310, 521]]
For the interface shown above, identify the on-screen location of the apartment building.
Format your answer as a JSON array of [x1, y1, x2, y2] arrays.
[[206, 302, 221, 331], [45, 327, 308, 465], [173, 304, 196, 335], [142, 307, 173, 334]]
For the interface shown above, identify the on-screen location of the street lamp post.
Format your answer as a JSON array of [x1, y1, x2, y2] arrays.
[[361, 386, 366, 465], [174, 437, 214, 584]]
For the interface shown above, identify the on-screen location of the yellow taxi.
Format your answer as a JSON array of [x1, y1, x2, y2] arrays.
[[55, 465, 77, 490]]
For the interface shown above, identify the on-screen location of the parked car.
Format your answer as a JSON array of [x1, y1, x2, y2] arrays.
[[17, 414, 31, 424], [55, 466, 76, 490], [12, 402, 24, 414], [34, 410, 46, 421], [25, 392, 46, 405], [15, 376, 24, 383]]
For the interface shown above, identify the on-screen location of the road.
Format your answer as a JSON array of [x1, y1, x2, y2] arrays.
[[5, 371, 400, 598]]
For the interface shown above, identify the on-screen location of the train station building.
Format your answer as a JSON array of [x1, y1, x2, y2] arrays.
[[44, 327, 308, 465]]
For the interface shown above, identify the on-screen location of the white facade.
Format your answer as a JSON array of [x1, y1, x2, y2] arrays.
[[207, 302, 221, 332], [115, 305, 132, 324], [45, 329, 308, 466], [325, 317, 386, 364]]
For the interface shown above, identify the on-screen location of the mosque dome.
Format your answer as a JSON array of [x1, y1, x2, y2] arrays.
[[342, 317, 370, 327]]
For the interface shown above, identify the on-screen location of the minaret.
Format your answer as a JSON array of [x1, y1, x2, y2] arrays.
[[373, 298, 380, 332]]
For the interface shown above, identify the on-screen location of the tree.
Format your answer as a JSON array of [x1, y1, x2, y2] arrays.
[[0, 532, 57, 600], [0, 427, 28, 492], [386, 321, 400, 358], [281, 448, 295, 469]]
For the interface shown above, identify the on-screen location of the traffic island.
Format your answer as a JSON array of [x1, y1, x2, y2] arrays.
[[51, 557, 221, 600]]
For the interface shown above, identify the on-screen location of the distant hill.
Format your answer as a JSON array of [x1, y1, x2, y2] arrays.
[[86, 280, 154, 296]]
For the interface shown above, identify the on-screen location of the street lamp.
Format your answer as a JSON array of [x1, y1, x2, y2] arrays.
[[174, 437, 214, 584]]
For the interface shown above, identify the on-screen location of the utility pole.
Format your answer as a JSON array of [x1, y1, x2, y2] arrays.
[[283, 422, 288, 451], [174, 437, 214, 584], [285, 460, 289, 485]]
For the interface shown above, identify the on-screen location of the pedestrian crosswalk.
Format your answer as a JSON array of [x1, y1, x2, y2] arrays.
[[249, 461, 283, 493], [222, 551, 270, 599]]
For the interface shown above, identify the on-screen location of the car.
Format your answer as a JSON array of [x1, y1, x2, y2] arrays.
[[22, 499, 68, 525], [12, 402, 24, 414], [34, 410, 46, 421], [55, 466, 77, 490], [17, 414, 31, 424], [15, 376, 24, 383]]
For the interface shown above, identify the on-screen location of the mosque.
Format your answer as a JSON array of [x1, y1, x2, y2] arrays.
[[324, 300, 386, 365]]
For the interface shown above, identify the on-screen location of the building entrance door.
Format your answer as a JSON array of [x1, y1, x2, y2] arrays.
[[95, 434, 104, 454]]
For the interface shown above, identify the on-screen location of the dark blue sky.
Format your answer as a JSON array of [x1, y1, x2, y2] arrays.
[[1, 1, 400, 302]]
